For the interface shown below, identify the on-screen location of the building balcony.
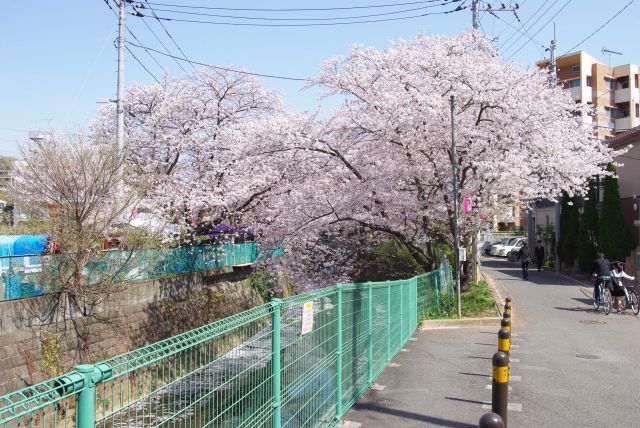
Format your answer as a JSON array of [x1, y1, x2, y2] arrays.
[[614, 88, 639, 104], [615, 117, 632, 131]]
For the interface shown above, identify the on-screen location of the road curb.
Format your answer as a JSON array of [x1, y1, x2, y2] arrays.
[[421, 316, 502, 330]]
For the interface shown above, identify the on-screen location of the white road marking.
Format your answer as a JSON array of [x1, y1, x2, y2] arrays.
[[485, 384, 513, 391], [485, 375, 520, 381], [370, 383, 386, 391], [339, 421, 362, 428], [482, 402, 523, 412], [389, 363, 401, 368], [401, 348, 410, 352]]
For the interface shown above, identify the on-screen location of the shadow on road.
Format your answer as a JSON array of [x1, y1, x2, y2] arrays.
[[554, 306, 594, 313], [352, 402, 477, 428], [445, 397, 487, 406], [481, 258, 582, 287], [459, 372, 490, 378]]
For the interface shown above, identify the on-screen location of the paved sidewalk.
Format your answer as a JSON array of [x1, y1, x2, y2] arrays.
[[341, 325, 512, 428]]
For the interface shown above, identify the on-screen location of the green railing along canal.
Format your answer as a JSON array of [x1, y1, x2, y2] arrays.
[[0, 242, 273, 302], [0, 265, 453, 427]]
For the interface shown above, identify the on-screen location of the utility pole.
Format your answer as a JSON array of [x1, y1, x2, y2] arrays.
[[116, 0, 126, 166], [450, 95, 462, 319], [471, 0, 480, 29], [548, 28, 561, 272]]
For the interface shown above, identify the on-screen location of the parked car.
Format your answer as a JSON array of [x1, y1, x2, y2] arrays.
[[489, 237, 518, 256], [482, 241, 501, 255], [498, 238, 526, 257]]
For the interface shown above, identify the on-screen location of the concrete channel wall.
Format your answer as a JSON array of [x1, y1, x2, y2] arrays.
[[0, 268, 263, 395]]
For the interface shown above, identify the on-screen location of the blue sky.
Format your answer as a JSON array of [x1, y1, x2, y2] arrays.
[[1, 0, 638, 158]]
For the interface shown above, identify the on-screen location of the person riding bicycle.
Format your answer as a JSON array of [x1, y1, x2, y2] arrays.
[[611, 262, 636, 309], [592, 252, 612, 302]]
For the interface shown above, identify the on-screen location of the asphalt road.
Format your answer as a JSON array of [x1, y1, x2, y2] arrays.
[[483, 257, 640, 427], [342, 257, 640, 427]]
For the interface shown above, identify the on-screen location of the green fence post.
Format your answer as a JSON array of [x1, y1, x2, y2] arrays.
[[434, 270, 440, 310], [271, 298, 283, 428], [400, 280, 404, 341], [386, 281, 391, 362], [75, 365, 96, 428], [335, 285, 343, 420], [367, 284, 373, 383]]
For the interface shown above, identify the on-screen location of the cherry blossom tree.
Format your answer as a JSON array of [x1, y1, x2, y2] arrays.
[[92, 69, 287, 229], [89, 31, 618, 290], [272, 30, 616, 287]]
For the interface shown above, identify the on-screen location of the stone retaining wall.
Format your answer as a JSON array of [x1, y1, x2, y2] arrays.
[[0, 268, 263, 395]]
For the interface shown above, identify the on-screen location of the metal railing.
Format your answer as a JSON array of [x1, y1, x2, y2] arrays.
[[0, 243, 262, 302], [0, 265, 453, 427]]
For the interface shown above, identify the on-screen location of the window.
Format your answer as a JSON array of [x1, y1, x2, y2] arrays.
[[568, 79, 580, 88], [604, 106, 614, 118], [571, 64, 580, 73], [604, 78, 615, 90], [586, 76, 593, 87], [636, 103, 639, 118], [617, 76, 630, 89], [635, 74, 639, 89]]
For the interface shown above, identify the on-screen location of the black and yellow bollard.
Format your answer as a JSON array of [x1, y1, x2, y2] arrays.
[[479, 412, 505, 428], [502, 310, 511, 324], [504, 302, 511, 317], [501, 317, 511, 334], [498, 327, 510, 362], [505, 297, 512, 304], [492, 351, 509, 427]]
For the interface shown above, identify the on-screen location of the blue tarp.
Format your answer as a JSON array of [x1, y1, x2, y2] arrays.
[[0, 235, 48, 256], [0, 235, 48, 300]]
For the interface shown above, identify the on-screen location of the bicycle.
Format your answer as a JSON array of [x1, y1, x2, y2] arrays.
[[593, 275, 613, 315], [618, 284, 640, 315]]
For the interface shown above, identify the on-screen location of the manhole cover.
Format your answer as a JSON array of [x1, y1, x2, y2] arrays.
[[579, 320, 606, 325], [575, 354, 600, 360]]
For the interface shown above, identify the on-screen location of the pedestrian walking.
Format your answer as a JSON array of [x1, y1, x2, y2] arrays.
[[534, 240, 545, 271], [518, 243, 532, 280]]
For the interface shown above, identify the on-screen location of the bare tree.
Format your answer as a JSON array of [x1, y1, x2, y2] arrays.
[[12, 137, 152, 364]]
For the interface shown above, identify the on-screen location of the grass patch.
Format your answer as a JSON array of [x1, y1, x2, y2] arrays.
[[421, 280, 498, 320]]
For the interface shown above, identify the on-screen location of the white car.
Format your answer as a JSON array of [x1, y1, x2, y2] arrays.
[[498, 238, 526, 257], [490, 237, 516, 256]]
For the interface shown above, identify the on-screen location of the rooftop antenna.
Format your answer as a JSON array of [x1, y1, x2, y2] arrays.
[[602, 47, 623, 68]]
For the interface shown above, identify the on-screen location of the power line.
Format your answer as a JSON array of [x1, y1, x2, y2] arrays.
[[143, 0, 196, 69], [564, 0, 634, 54], [145, 5, 467, 27], [487, 9, 545, 56], [102, 0, 165, 80], [125, 45, 162, 84], [143, 0, 450, 12], [135, 6, 190, 74], [499, 0, 548, 48], [126, 41, 307, 81], [143, 1, 457, 22], [505, 0, 573, 61], [501, 0, 557, 54]]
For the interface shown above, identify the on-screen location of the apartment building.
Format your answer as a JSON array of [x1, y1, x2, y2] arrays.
[[537, 51, 640, 139]]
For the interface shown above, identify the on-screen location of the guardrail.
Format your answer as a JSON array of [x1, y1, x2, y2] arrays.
[[0, 265, 453, 427], [0, 242, 264, 302]]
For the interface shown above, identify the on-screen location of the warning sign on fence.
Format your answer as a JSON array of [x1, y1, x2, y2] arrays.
[[301, 301, 314, 335]]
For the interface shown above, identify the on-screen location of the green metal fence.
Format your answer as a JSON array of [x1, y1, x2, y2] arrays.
[[0, 243, 262, 302], [0, 266, 453, 427]]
